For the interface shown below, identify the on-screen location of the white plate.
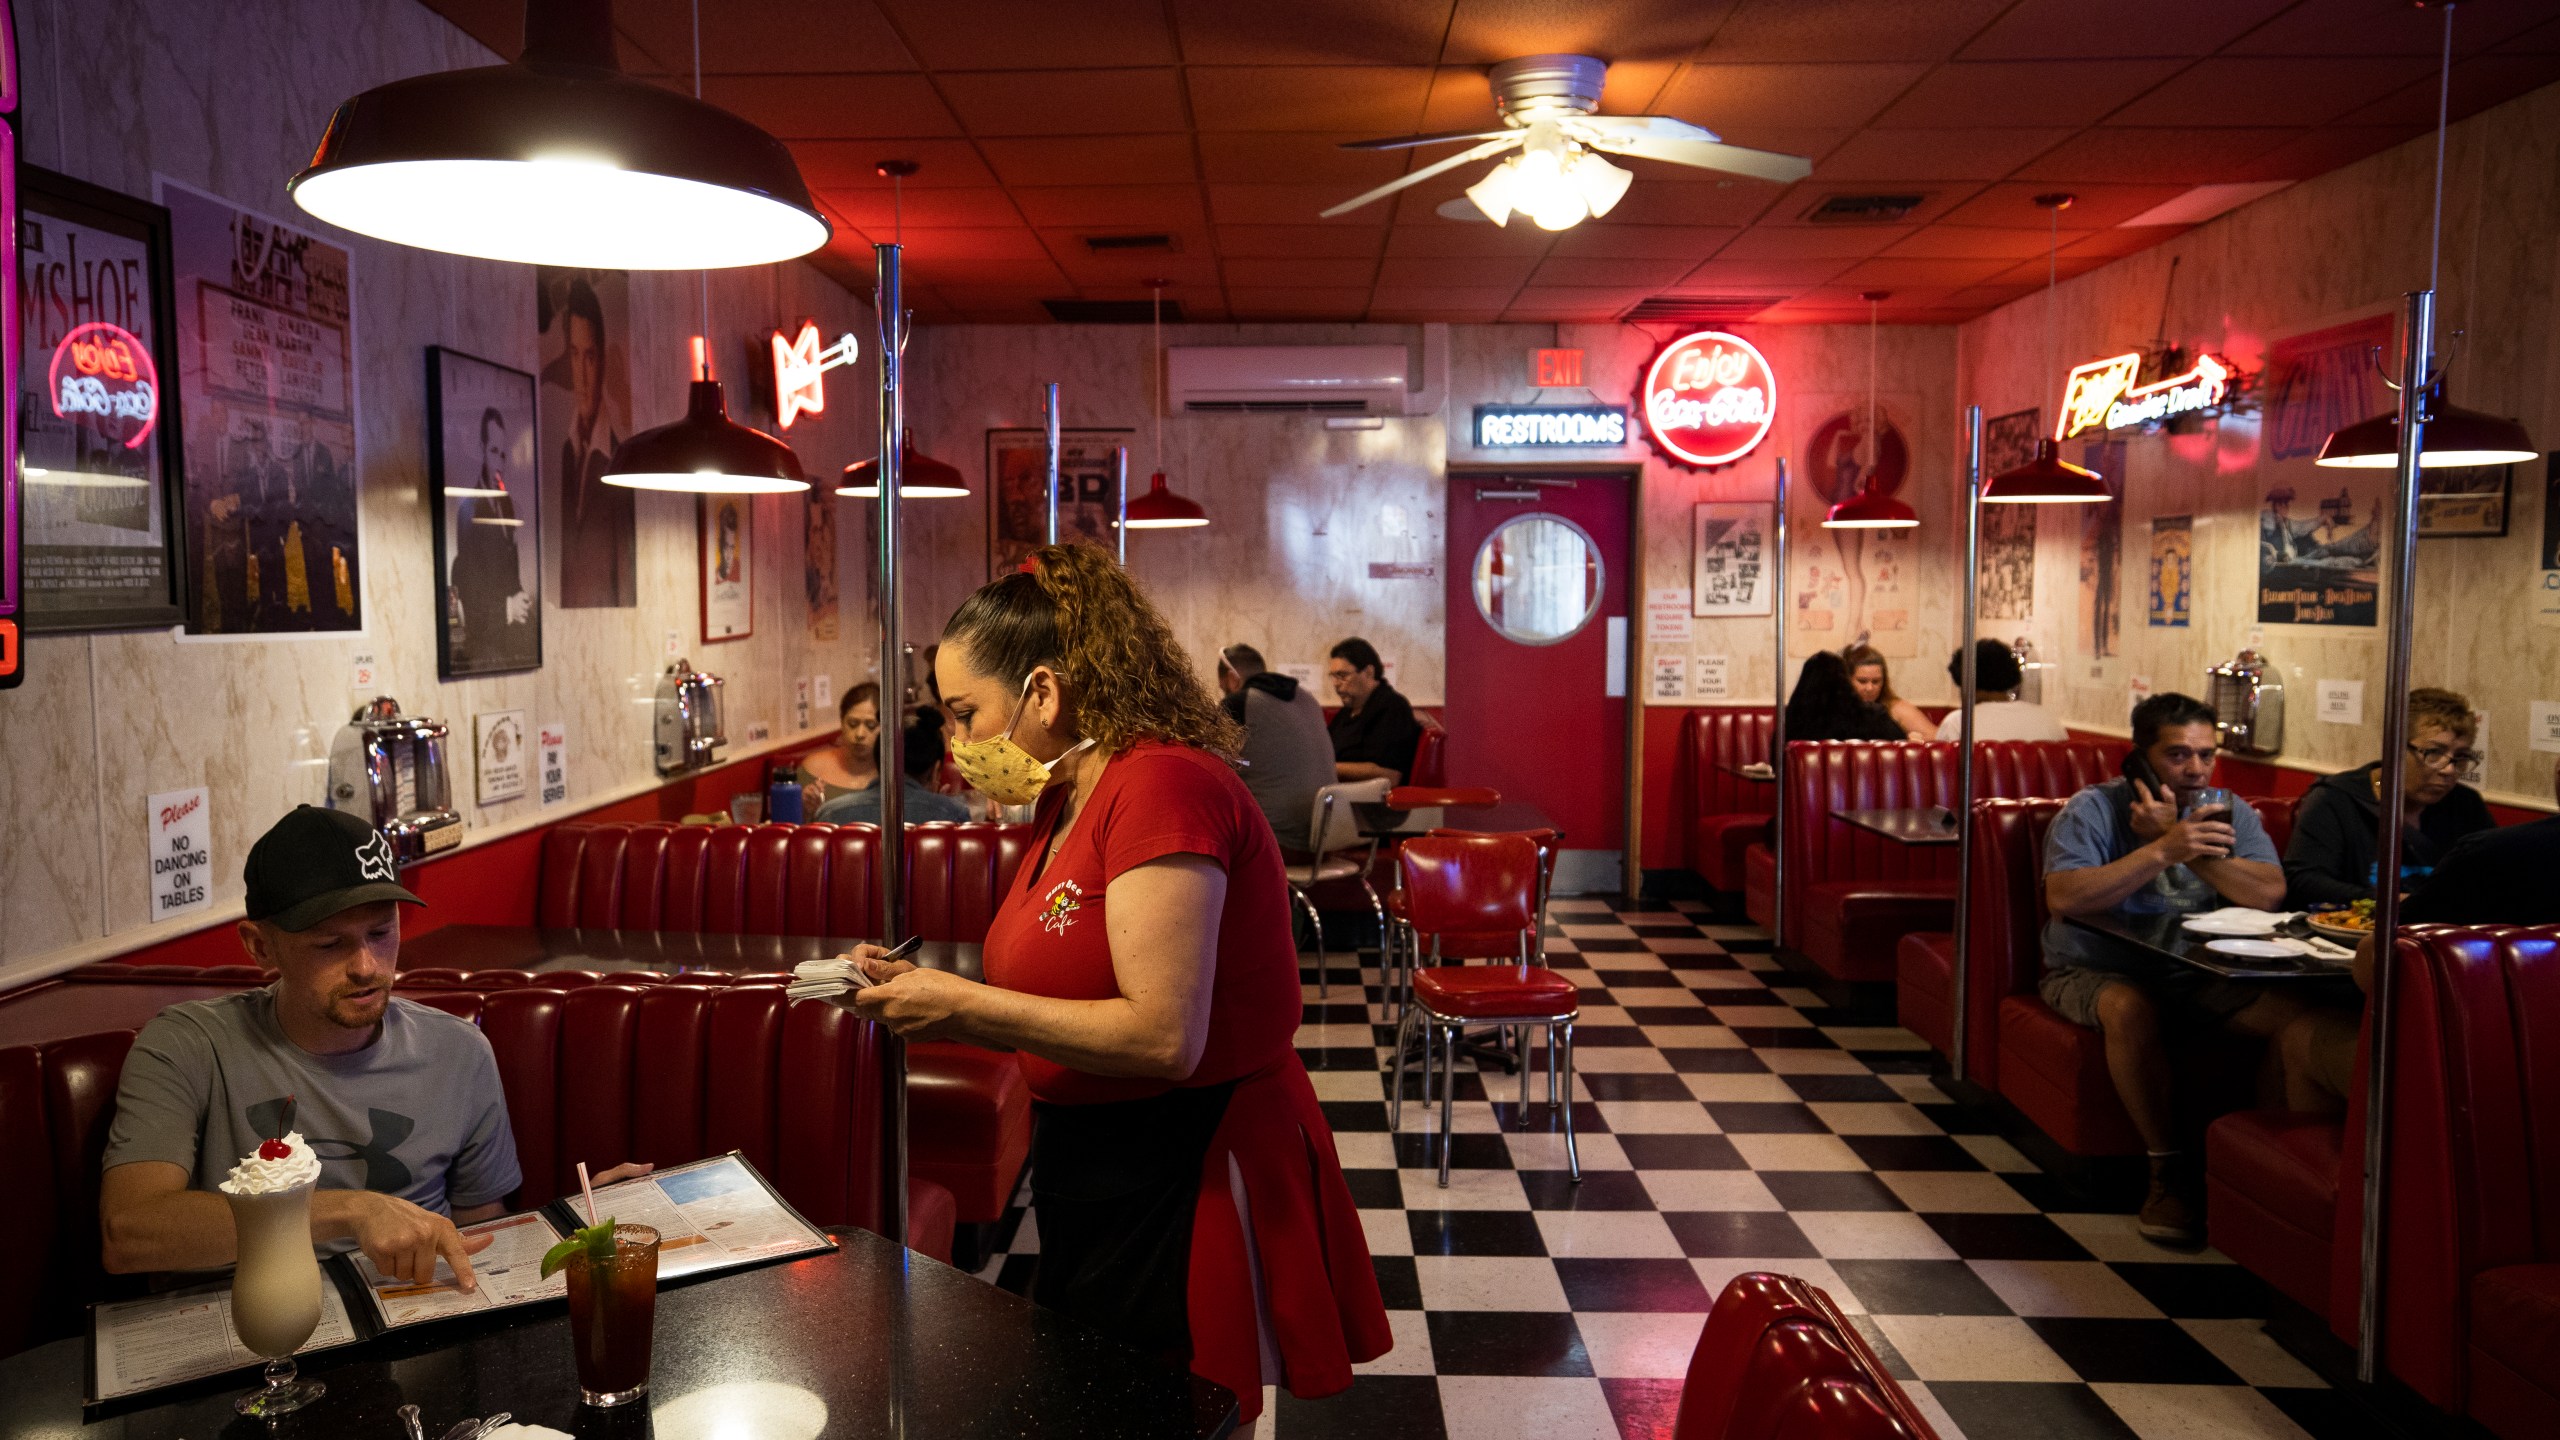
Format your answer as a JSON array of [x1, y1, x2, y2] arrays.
[[2206, 938, 2299, 959], [2183, 912, 2280, 936]]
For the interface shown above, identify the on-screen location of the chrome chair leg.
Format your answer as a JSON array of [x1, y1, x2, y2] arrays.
[[1389, 1005, 1418, 1131], [1546, 1021, 1561, 1109], [1559, 1020, 1581, 1183], [1295, 886, 1330, 997], [1516, 1024, 1531, 1122], [1437, 1019, 1458, 1187]]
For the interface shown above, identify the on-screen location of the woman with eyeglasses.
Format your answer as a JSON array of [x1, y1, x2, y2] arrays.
[[2281, 686, 2496, 909]]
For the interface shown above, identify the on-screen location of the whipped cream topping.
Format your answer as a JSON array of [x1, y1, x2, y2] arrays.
[[218, 1131, 322, 1195]]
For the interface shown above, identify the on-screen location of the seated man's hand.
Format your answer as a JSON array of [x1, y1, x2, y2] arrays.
[[2152, 814, 2235, 866], [590, 1162, 655, 1185], [346, 1191, 493, 1290], [2126, 778, 2180, 840]]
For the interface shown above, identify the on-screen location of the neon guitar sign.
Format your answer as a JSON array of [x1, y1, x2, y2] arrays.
[[771, 321, 859, 428]]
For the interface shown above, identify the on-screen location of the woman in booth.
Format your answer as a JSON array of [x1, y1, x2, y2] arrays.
[[1783, 651, 1908, 751], [797, 682, 881, 806], [843, 545, 1390, 1419], [1842, 643, 1932, 740]]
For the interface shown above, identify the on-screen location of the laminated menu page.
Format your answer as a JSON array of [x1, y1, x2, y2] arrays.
[[574, 1152, 835, 1280], [86, 1275, 360, 1404], [347, 1209, 571, 1327]]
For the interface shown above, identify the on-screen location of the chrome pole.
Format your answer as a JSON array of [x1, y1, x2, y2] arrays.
[[1043, 381, 1062, 545], [2357, 287, 2433, 1384], [1770, 456, 1790, 952], [872, 241, 909, 1248], [1114, 445, 1128, 563], [1952, 406, 1984, 1082]]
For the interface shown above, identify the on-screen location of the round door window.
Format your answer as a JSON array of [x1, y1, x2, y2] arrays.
[[1471, 513, 1603, 646]]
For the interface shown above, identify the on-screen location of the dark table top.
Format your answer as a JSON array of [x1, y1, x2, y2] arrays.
[[1356, 798, 1560, 840], [2064, 911, 2360, 981], [1830, 807, 1960, 846], [401, 927, 984, 982], [0, 1228, 1236, 1439]]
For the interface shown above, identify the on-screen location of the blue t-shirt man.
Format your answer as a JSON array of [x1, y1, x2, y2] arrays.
[[2041, 778, 2282, 976]]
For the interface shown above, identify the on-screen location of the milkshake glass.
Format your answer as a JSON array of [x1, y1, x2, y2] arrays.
[[220, 1136, 327, 1417]]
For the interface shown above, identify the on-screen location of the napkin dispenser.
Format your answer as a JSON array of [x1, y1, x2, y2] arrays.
[[325, 697, 463, 862], [654, 659, 727, 775], [2206, 648, 2284, 756]]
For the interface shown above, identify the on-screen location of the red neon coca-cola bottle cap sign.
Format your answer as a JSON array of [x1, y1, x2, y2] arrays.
[[1640, 330, 1777, 469]]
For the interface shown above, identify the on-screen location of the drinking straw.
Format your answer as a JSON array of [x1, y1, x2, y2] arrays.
[[577, 1161, 598, 1227]]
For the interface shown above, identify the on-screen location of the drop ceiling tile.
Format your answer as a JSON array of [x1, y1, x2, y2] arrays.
[[790, 140, 998, 189], [2496, 17, 2560, 53], [1383, 224, 1557, 258], [2108, 56, 2439, 127], [2337, 57, 2560, 128], [1872, 59, 2189, 128], [1956, 0, 2293, 61], [1881, 225, 2062, 260], [877, 227, 1053, 262], [2223, 125, 2430, 183], [1369, 286, 1526, 312], [1197, 132, 1413, 184], [1504, 295, 1649, 322], [1208, 182, 1391, 224], [1946, 281, 2045, 310], [1652, 63, 1929, 132], [1935, 182, 2190, 229], [980, 134, 1200, 187], [1414, 68, 1506, 135], [1013, 185, 1210, 228], [2061, 226, 2196, 259], [879, 0, 1176, 67], [1529, 256, 1699, 288], [1378, 254, 1540, 288], [1544, 225, 1742, 259], [1042, 240, 1223, 287], [1226, 287, 1377, 316], [1188, 66, 1439, 133], [1984, 253, 2121, 287], [1700, 0, 2010, 64], [2223, 0, 2554, 57], [1216, 226, 1393, 258], [1443, 0, 1737, 64], [1595, 179, 1796, 228], [899, 257, 1073, 287], [1169, 0, 1456, 66], [612, 0, 919, 73], [1368, 305, 1509, 323], [2015, 128, 2304, 184], [1757, 186, 1981, 229], [1715, 225, 1914, 260], [1222, 257, 1382, 287], [702, 73, 961, 138], [1832, 256, 2018, 288], [940, 69, 1191, 135], [817, 187, 1027, 228], [1815, 128, 2074, 181], [1675, 258, 1855, 287]]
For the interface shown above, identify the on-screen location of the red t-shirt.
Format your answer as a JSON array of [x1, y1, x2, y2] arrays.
[[980, 739, 1304, 1106]]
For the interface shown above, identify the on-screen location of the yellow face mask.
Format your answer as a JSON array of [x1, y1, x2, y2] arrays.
[[948, 672, 1093, 806]]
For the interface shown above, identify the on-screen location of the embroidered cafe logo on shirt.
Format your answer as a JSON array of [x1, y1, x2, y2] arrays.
[[1039, 880, 1084, 936]]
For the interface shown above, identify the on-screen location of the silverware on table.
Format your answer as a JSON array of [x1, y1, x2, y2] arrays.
[[474, 1411, 514, 1438], [398, 1402, 425, 1440], [438, 1421, 482, 1440]]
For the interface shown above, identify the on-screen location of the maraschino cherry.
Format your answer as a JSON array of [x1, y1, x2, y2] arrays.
[[258, 1138, 293, 1160]]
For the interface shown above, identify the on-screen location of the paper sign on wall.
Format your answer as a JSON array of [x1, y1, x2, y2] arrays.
[[813, 673, 834, 719], [1646, 588, 1692, 645], [1651, 654, 1688, 700], [1694, 654, 1731, 700], [538, 723, 568, 808], [147, 788, 213, 921], [474, 710, 529, 806], [794, 678, 812, 732], [2129, 674, 2154, 710], [2528, 701, 2560, 754], [2316, 679, 2364, 726], [350, 653, 378, 691]]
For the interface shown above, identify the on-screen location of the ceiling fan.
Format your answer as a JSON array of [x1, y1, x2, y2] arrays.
[[1321, 55, 1814, 231]]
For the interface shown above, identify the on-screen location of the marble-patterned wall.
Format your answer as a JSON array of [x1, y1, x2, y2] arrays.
[[1955, 82, 2560, 809], [0, 0, 880, 975]]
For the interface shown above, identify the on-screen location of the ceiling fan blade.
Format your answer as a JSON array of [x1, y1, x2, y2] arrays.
[[1582, 132, 1812, 184], [1319, 137, 1521, 218], [1338, 128, 1518, 152], [1562, 113, 1721, 145]]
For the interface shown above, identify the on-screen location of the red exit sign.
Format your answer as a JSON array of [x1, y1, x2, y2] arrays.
[[1533, 348, 1584, 387]]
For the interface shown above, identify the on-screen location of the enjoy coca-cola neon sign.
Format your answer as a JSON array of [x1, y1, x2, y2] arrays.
[[48, 321, 158, 449], [1640, 330, 1777, 468]]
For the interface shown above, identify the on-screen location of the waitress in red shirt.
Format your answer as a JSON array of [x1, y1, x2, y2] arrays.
[[846, 544, 1390, 1419]]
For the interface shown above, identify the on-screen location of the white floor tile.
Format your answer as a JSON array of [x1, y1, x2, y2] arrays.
[[1729, 1134, 1868, 1171], [1575, 1311, 1709, 1378], [1640, 1170, 1783, 1212], [1708, 1004, 1811, 1028], [1307, 1068, 1390, 1102], [1880, 1074, 1952, 1105], [1399, 1168, 1531, 1211], [1359, 1208, 1414, 1257], [1873, 1315, 2078, 1382], [1562, 1046, 1672, 1073], [1679, 971, 1770, 991], [1952, 1134, 2042, 1173], [1679, 1072, 1803, 1103], [1876, 1171, 2037, 1214], [2047, 1212, 2236, 1266], [1351, 1309, 1436, 1375], [1331, 1132, 1400, 1170], [1505, 1129, 1631, 1172], [1755, 1049, 1874, 1075], [1643, 935, 1727, 953], [1794, 1210, 1960, 1261], [1638, 1025, 1743, 1048], [1968, 1259, 2164, 1318], [1412, 1255, 1572, 1311], [1810, 1102, 1944, 1135], [1435, 1376, 1621, 1440], [1532, 1210, 1687, 1258], [1595, 1100, 1724, 1133]]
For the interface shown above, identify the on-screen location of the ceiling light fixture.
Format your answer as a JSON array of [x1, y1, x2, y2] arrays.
[[290, 0, 828, 269], [1985, 193, 2108, 504], [1825, 292, 1919, 529], [1125, 282, 1207, 530], [2317, 4, 2536, 470], [840, 432, 968, 498]]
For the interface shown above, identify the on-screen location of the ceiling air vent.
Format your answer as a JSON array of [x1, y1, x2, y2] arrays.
[[1040, 298, 1183, 324], [1622, 295, 1784, 325], [1804, 193, 1928, 224], [1081, 232, 1178, 253]]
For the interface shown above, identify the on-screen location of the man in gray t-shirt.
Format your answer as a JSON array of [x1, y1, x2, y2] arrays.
[[1218, 643, 1339, 851], [100, 806, 643, 1292]]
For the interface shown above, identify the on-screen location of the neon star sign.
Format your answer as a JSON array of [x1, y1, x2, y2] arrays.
[[770, 321, 860, 428], [2058, 350, 2233, 440]]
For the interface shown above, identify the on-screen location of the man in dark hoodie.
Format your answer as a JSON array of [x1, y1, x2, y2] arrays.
[[2283, 687, 2494, 909], [1219, 644, 1335, 851]]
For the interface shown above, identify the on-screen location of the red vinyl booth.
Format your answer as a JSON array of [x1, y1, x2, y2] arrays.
[[0, 979, 954, 1361], [533, 820, 1033, 1228], [1677, 707, 1778, 893], [2207, 924, 2560, 1439], [1673, 1272, 1937, 1440]]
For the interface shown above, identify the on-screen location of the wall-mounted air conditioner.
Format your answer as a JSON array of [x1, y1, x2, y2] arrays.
[[1167, 328, 1445, 416]]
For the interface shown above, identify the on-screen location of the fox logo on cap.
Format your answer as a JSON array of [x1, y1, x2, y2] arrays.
[[355, 830, 398, 882]]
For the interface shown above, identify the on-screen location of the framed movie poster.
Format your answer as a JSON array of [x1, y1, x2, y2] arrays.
[[2417, 463, 2510, 538], [427, 347, 540, 678], [18, 167, 187, 631], [537, 267, 635, 608], [1977, 408, 2041, 621], [986, 428, 1133, 576], [158, 176, 362, 636], [701, 493, 752, 642]]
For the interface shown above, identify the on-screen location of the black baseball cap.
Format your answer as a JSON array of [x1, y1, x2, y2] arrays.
[[243, 806, 425, 932]]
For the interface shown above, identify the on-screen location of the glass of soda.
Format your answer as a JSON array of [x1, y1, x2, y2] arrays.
[[565, 1223, 660, 1407]]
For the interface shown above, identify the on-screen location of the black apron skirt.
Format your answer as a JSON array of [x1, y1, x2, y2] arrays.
[[1027, 1080, 1239, 1362]]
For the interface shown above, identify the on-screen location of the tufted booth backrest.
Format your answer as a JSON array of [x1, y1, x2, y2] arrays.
[[539, 821, 1028, 940], [1972, 738, 2128, 800], [1680, 708, 1780, 868], [1673, 1271, 1937, 1440]]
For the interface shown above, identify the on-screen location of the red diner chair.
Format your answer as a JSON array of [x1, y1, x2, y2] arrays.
[[1380, 825, 1561, 1012], [1390, 833, 1582, 1186]]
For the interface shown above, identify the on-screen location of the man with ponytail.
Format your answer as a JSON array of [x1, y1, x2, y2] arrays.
[[839, 545, 1391, 1420]]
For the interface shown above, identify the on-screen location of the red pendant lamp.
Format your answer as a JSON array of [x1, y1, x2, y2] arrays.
[[1127, 281, 1208, 531], [839, 430, 969, 498], [1985, 195, 2110, 505], [1824, 292, 1920, 529], [604, 337, 808, 494]]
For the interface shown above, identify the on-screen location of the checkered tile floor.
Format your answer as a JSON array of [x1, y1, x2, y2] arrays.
[[972, 896, 2367, 1439]]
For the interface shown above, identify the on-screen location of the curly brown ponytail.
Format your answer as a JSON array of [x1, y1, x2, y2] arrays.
[[943, 545, 1244, 759]]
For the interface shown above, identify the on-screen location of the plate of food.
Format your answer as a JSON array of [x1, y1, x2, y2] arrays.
[[2305, 900, 2376, 944]]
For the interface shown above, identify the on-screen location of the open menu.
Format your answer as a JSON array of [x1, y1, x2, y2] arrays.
[[87, 1152, 834, 1404]]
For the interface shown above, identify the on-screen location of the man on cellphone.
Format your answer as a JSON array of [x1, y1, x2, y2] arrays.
[[98, 806, 649, 1290], [2039, 694, 2305, 1246]]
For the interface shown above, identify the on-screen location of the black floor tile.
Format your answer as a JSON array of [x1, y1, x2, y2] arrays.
[[1423, 1311, 1593, 1377], [1323, 1100, 1393, 1132], [1567, 1025, 1652, 1047], [1407, 1209, 1547, 1257], [1657, 952, 1744, 970], [1926, 1382, 2140, 1440], [1576, 1072, 1699, 1102], [2001, 1171, 2105, 1214], [1705, 1101, 1829, 1134], [1781, 1073, 1904, 1103], [1369, 1255, 1422, 1310], [1922, 1212, 2092, 1261], [1273, 1372, 1449, 1440], [1342, 1168, 1405, 1209], [1759, 1171, 1907, 1211], [1518, 1170, 1655, 1210], [2109, 1261, 2277, 1320], [1828, 1259, 2014, 1316], [1622, 1005, 1725, 1025], [1717, 937, 1777, 953], [1841, 1134, 1983, 1171], [1301, 1045, 1392, 1070], [1663, 1210, 1819, 1258], [1487, 1099, 1609, 1135], [1391, 1132, 1517, 1170], [1614, 1133, 1748, 1169], [1730, 1027, 1838, 1048], [1855, 1052, 1941, 1075], [1553, 1257, 1716, 1312], [1305, 1002, 1373, 1025], [2025, 1317, 2246, 1385], [2261, 1386, 2390, 1440], [1572, 937, 1651, 953], [1587, 969, 1685, 988], [1660, 1047, 1771, 1074]]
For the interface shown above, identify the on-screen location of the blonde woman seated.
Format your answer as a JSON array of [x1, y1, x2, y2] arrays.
[[1843, 643, 1932, 741]]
